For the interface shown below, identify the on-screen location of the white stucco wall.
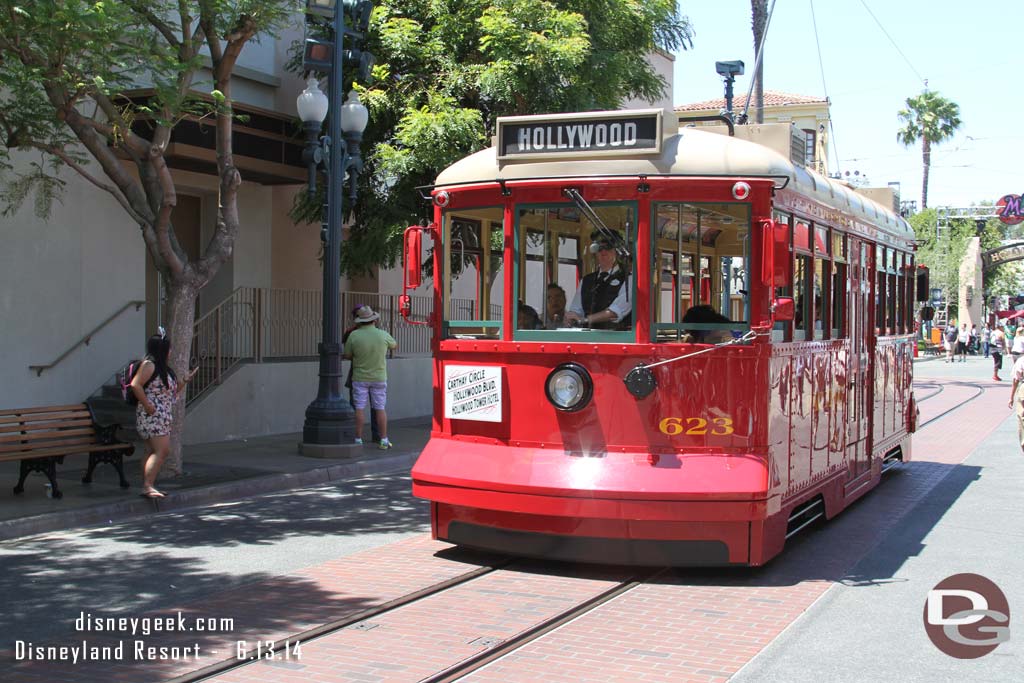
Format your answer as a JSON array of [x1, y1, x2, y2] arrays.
[[623, 49, 676, 110], [0, 153, 145, 409], [183, 357, 433, 444]]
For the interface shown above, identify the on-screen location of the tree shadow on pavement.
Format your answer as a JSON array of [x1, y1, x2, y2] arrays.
[[74, 472, 429, 549], [1, 537, 379, 683]]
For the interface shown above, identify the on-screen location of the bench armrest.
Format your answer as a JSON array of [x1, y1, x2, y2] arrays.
[[94, 422, 122, 445]]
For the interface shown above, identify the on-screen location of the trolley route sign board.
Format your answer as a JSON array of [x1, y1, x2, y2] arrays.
[[444, 365, 503, 423], [497, 109, 663, 161]]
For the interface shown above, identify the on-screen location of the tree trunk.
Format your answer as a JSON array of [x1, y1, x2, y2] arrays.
[[751, 0, 768, 124], [162, 276, 200, 475], [921, 135, 930, 210]]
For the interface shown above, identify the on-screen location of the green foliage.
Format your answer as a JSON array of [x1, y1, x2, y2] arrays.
[[911, 208, 972, 302], [913, 207, 1024, 305], [296, 0, 693, 276], [0, 0, 298, 218], [896, 90, 962, 148]]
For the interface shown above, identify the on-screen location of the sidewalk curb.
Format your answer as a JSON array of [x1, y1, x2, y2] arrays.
[[0, 451, 418, 542]]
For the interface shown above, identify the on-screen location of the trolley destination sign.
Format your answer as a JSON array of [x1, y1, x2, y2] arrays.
[[497, 109, 662, 161]]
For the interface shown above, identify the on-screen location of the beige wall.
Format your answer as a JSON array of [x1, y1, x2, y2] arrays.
[[680, 101, 830, 175], [184, 357, 433, 444], [271, 185, 324, 291], [0, 151, 146, 409]]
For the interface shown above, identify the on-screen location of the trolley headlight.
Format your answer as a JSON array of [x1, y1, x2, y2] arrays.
[[545, 363, 593, 412]]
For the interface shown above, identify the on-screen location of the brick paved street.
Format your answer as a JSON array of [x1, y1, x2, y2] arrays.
[[6, 359, 1018, 683]]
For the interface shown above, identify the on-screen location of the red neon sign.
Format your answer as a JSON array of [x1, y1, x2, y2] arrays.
[[997, 194, 1024, 225]]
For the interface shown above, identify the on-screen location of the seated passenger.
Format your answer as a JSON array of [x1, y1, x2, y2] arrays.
[[518, 300, 541, 330], [564, 231, 632, 330], [544, 283, 567, 329], [681, 304, 732, 343]]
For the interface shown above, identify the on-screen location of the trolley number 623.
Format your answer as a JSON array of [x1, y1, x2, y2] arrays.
[[658, 416, 734, 436]]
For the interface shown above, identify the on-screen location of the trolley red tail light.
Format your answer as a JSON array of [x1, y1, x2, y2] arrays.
[[406, 109, 921, 566]]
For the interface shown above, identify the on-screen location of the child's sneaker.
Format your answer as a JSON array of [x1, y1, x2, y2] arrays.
[[354, 437, 364, 445], [378, 438, 393, 450]]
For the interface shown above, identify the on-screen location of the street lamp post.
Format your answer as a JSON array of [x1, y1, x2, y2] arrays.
[[297, 0, 372, 448]]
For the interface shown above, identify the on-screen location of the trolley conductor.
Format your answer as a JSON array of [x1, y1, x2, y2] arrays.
[[564, 229, 632, 329]]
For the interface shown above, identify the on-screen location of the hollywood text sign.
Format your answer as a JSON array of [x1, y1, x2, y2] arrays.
[[497, 110, 662, 161]]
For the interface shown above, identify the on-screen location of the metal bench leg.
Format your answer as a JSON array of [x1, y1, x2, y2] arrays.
[[14, 460, 30, 495], [14, 457, 63, 498], [84, 450, 131, 488]]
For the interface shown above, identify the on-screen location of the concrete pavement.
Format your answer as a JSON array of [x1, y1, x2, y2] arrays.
[[0, 416, 431, 541]]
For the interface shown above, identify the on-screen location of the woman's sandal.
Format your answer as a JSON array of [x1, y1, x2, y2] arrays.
[[140, 489, 165, 499]]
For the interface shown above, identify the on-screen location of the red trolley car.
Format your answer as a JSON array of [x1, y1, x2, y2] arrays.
[[401, 109, 920, 566]]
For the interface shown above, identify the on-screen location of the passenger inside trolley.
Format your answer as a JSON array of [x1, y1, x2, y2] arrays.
[[543, 284, 567, 329], [680, 305, 732, 343]]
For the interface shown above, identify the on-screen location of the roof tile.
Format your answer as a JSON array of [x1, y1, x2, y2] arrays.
[[675, 90, 829, 112]]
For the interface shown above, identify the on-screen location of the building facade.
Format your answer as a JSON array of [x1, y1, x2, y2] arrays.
[[675, 90, 831, 176]]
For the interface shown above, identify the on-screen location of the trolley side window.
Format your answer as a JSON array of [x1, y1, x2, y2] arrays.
[[442, 208, 504, 339], [652, 201, 750, 342], [772, 211, 793, 342], [513, 202, 636, 341], [832, 232, 847, 338]]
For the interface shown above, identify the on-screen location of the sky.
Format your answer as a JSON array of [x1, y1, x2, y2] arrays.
[[670, 0, 1023, 210]]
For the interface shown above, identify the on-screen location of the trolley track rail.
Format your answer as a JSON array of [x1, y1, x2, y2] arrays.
[[171, 559, 664, 683], [169, 560, 514, 683], [917, 382, 987, 430], [421, 568, 665, 683]]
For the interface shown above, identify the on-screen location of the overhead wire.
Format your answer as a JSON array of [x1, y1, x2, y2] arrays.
[[858, 0, 927, 87], [808, 0, 840, 176]]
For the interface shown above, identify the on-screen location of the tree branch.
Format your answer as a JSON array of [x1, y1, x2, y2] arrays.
[[28, 140, 149, 225], [124, 0, 181, 48]]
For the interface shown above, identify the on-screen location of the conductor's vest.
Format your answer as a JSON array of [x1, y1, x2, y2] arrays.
[[581, 270, 631, 330]]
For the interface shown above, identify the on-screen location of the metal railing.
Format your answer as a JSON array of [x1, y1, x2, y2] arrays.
[[29, 300, 146, 376], [187, 288, 433, 406]]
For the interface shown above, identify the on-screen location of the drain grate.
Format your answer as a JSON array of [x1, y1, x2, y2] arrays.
[[348, 621, 381, 631], [468, 636, 503, 648]]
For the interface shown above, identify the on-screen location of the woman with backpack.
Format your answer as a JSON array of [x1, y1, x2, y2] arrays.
[[128, 327, 197, 498]]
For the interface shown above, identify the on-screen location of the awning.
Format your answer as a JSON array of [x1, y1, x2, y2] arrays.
[[996, 309, 1024, 320]]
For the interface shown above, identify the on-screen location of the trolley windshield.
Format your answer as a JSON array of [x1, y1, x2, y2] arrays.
[[438, 199, 751, 342]]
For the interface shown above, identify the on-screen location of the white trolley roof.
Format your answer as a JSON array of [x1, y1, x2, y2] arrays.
[[436, 110, 913, 242]]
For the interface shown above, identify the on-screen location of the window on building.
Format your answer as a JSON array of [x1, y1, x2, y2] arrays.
[[802, 129, 816, 167]]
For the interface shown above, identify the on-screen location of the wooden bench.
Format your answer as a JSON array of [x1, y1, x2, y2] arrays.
[[0, 404, 135, 499], [922, 343, 944, 357]]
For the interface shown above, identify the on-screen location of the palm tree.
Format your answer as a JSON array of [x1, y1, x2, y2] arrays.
[[897, 91, 962, 209], [750, 1, 768, 124]]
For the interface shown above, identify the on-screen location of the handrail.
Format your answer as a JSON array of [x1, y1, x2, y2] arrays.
[[193, 286, 247, 328], [30, 300, 146, 376]]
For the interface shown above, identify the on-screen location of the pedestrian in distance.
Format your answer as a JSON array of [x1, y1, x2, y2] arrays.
[[943, 324, 957, 363], [982, 323, 992, 358], [343, 304, 380, 443], [956, 323, 969, 362], [343, 305, 398, 449], [991, 325, 1007, 381], [969, 324, 979, 355], [1009, 353, 1024, 452], [1012, 328, 1024, 365], [129, 327, 198, 498]]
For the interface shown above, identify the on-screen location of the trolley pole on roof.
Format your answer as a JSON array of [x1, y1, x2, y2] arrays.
[[715, 60, 745, 123]]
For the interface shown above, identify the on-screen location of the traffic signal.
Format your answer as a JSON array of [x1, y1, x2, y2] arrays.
[[302, 1, 374, 77], [916, 265, 930, 302]]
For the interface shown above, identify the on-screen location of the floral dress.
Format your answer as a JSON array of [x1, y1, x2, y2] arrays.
[[136, 372, 177, 439]]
